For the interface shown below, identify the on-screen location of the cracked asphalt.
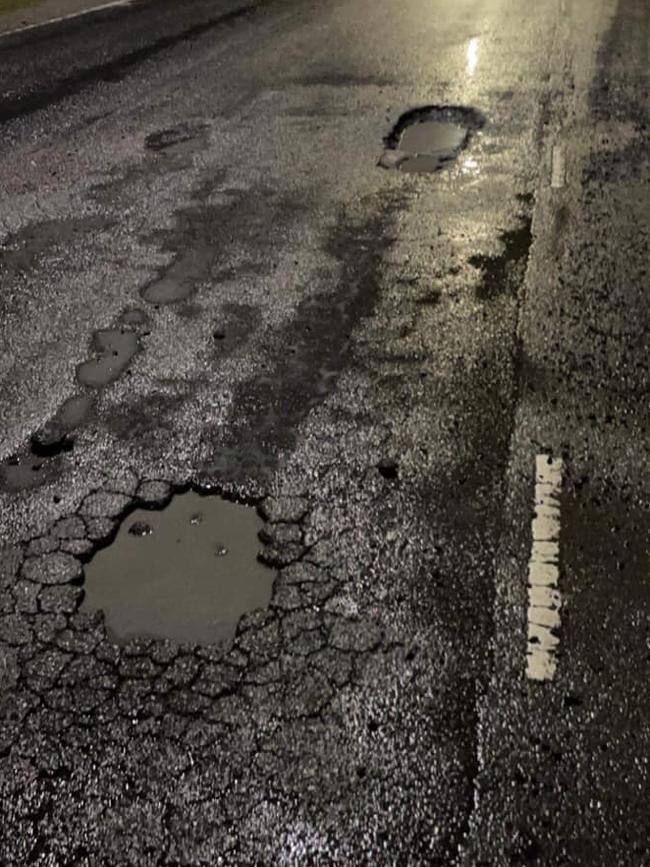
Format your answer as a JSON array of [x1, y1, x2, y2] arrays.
[[2, 0, 650, 863]]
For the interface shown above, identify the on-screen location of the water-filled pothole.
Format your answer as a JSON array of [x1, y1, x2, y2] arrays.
[[76, 329, 140, 388], [81, 491, 275, 644], [379, 105, 484, 173]]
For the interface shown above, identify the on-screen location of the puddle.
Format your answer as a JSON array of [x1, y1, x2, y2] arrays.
[[81, 490, 276, 644], [76, 329, 140, 387], [140, 261, 198, 305], [379, 105, 484, 174]]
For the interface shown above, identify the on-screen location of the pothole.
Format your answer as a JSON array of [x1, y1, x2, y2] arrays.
[[81, 490, 276, 644], [379, 105, 484, 173]]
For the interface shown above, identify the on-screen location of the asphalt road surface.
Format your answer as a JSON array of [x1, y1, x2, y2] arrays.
[[1, 0, 650, 863]]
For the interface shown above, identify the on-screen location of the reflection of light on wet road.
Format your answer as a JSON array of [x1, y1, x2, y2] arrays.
[[466, 37, 479, 76], [461, 156, 479, 176]]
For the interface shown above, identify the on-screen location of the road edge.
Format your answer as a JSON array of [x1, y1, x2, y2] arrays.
[[0, 0, 151, 47]]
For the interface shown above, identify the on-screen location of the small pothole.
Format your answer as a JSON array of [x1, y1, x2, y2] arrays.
[[81, 490, 276, 645], [379, 105, 484, 173], [76, 329, 140, 388]]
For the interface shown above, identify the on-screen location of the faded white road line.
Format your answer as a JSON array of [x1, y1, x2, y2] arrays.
[[527, 455, 563, 681], [551, 145, 565, 189]]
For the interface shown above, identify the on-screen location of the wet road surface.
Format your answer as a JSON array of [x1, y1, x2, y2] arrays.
[[1, 0, 649, 863]]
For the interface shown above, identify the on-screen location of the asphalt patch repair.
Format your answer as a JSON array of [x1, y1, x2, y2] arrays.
[[81, 490, 276, 644]]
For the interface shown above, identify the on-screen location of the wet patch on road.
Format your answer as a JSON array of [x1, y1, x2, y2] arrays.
[[139, 179, 305, 306], [81, 490, 276, 644], [102, 388, 194, 444], [90, 153, 192, 206], [379, 105, 484, 174], [145, 122, 208, 154], [414, 287, 442, 307], [118, 307, 150, 329], [0, 453, 54, 491], [0, 395, 94, 492], [0, 215, 110, 277], [470, 212, 533, 301], [210, 302, 262, 351], [201, 191, 405, 491], [0, 222, 153, 487], [289, 70, 394, 88], [29, 428, 75, 460], [0, 302, 150, 493]]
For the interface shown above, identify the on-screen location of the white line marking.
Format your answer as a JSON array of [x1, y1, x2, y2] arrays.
[[0, 0, 133, 40], [551, 145, 565, 189], [527, 455, 563, 681]]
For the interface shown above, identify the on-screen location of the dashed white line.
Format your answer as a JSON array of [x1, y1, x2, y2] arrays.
[[551, 145, 565, 189], [526, 455, 563, 682]]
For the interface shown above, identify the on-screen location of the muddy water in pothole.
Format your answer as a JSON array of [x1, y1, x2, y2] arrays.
[[397, 120, 468, 172], [76, 329, 139, 387], [380, 106, 483, 174], [81, 491, 275, 644]]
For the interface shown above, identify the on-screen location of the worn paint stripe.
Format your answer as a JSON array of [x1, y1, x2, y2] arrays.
[[527, 455, 563, 681], [551, 145, 565, 189]]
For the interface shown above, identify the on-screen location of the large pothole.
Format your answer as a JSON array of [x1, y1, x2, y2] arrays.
[[379, 105, 484, 173], [81, 490, 276, 644]]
